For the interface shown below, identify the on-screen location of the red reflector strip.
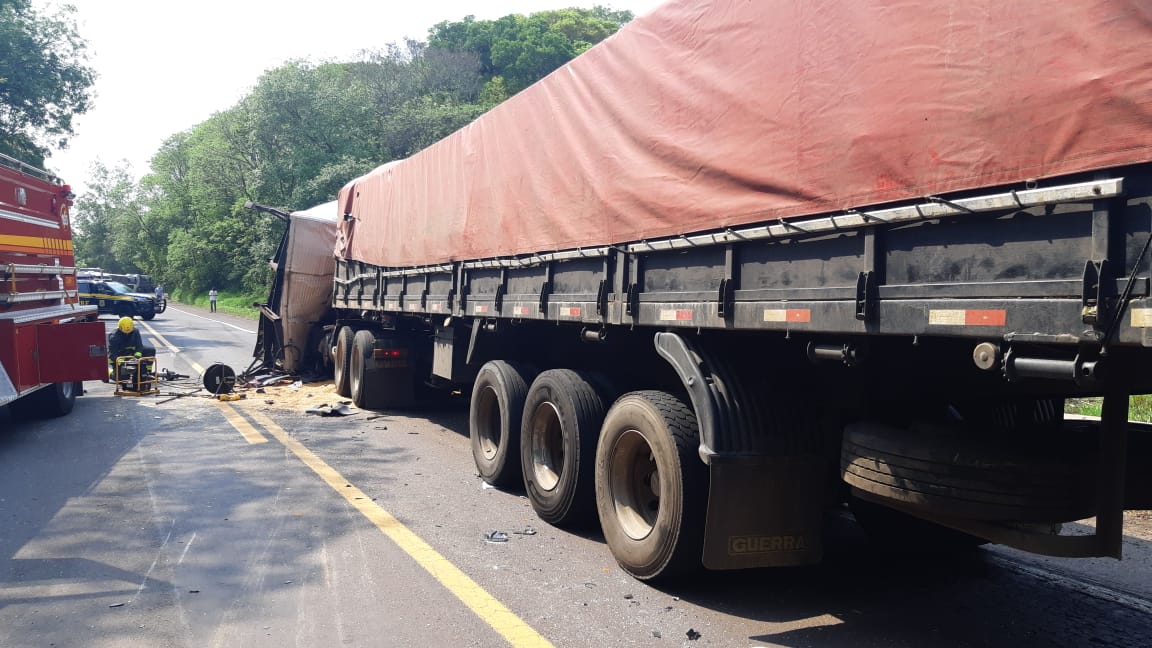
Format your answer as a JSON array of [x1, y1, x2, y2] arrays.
[[561, 307, 582, 318], [928, 309, 1006, 326], [373, 349, 404, 359], [659, 309, 694, 322], [513, 306, 531, 316], [473, 304, 490, 314], [430, 303, 442, 312], [966, 309, 1006, 326], [407, 303, 421, 311], [385, 302, 400, 310]]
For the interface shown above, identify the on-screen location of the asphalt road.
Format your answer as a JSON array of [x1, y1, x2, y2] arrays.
[[1, 305, 1151, 647]]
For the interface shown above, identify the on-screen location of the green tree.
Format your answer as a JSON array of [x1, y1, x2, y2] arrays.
[[73, 161, 142, 272], [428, 7, 632, 93], [0, 0, 95, 167]]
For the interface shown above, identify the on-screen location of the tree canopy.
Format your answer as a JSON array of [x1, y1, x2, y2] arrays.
[[0, 0, 95, 167], [70, 7, 632, 301], [428, 6, 632, 95]]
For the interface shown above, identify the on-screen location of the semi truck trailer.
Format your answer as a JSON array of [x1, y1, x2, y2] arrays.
[[252, 0, 1152, 581]]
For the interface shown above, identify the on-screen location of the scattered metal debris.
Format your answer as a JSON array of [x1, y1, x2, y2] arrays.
[[305, 403, 357, 416], [512, 527, 537, 536], [484, 530, 509, 543]]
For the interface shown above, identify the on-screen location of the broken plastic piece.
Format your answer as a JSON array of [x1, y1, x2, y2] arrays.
[[304, 403, 357, 416], [484, 530, 509, 543]]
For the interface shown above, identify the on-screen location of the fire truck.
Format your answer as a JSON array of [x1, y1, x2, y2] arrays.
[[0, 153, 109, 418]]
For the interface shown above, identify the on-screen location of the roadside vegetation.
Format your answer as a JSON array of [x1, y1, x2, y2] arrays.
[[173, 289, 263, 320], [1065, 395, 1152, 422], [0, 1, 94, 167]]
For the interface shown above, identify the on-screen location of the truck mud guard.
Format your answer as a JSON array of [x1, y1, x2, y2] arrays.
[[653, 331, 825, 569]]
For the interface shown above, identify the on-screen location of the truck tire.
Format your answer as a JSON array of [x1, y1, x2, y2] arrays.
[[11, 381, 80, 420], [595, 391, 706, 582], [470, 361, 536, 487], [849, 495, 987, 554], [521, 369, 607, 527], [141, 311, 156, 321], [842, 422, 1095, 522], [333, 326, 355, 397], [349, 329, 385, 410]]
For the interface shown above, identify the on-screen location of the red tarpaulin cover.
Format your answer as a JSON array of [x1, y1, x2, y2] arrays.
[[336, 0, 1152, 268]]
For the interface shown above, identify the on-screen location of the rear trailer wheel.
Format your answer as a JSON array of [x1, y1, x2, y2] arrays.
[[521, 369, 607, 526], [141, 311, 156, 321], [350, 329, 386, 410], [842, 421, 1095, 523], [333, 326, 355, 397], [470, 361, 536, 487], [595, 391, 707, 582]]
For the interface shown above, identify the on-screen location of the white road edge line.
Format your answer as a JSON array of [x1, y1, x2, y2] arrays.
[[165, 306, 257, 334]]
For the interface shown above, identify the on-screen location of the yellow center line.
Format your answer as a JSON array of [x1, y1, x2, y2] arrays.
[[240, 406, 554, 648], [138, 322, 245, 452], [137, 320, 181, 354], [214, 401, 268, 444]]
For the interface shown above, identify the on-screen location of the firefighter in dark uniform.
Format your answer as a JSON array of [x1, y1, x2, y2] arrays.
[[108, 317, 155, 383]]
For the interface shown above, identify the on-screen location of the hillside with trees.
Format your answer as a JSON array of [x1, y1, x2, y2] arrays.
[[65, 7, 633, 304]]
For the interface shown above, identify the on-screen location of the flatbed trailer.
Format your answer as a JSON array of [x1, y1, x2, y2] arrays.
[[324, 164, 1152, 574], [256, 0, 1152, 582]]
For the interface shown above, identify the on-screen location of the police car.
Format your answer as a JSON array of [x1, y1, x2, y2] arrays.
[[76, 278, 157, 320]]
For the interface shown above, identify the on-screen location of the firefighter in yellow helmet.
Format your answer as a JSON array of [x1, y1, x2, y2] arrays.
[[108, 316, 143, 362], [108, 316, 157, 382]]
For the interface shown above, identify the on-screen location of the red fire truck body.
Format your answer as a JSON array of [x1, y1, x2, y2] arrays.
[[0, 153, 108, 417]]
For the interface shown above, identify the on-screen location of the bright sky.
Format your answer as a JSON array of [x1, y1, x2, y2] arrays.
[[37, 0, 665, 194]]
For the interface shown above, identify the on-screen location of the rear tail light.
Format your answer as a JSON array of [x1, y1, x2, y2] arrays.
[[373, 347, 408, 368]]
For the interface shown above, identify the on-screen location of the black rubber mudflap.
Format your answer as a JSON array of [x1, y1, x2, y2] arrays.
[[702, 454, 825, 570]]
